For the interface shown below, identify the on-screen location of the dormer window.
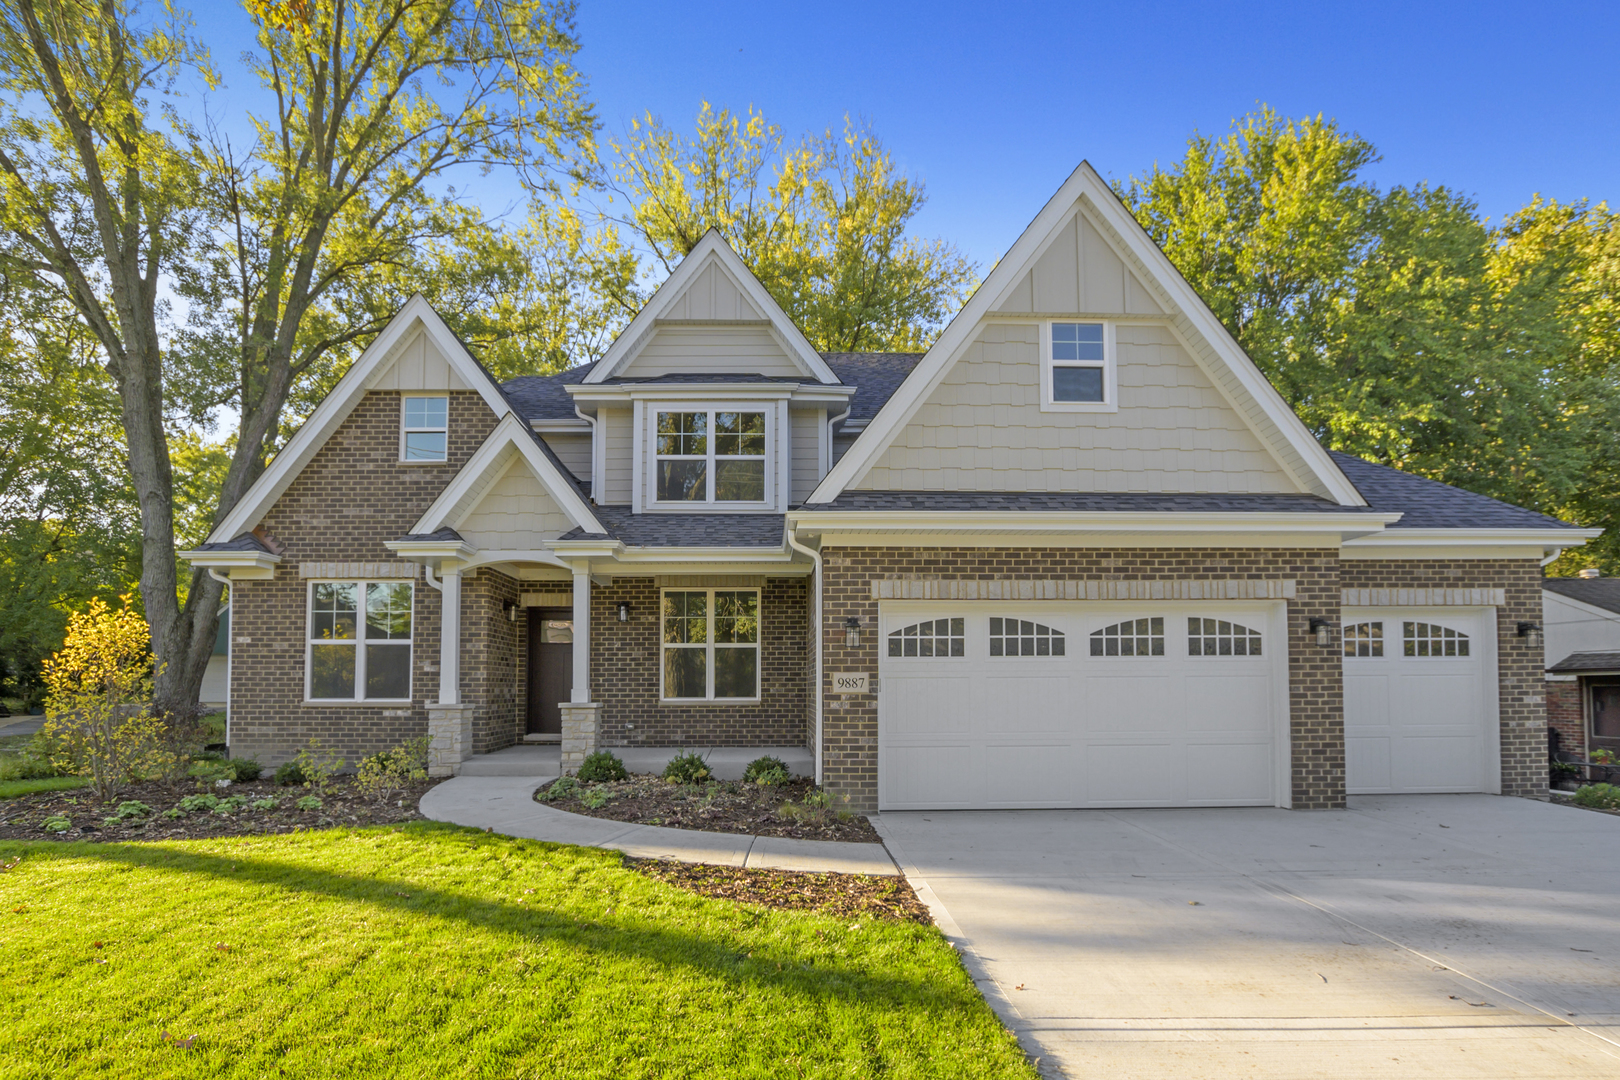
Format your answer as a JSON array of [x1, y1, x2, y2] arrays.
[[402, 396, 448, 461], [654, 408, 767, 504], [1041, 321, 1117, 412]]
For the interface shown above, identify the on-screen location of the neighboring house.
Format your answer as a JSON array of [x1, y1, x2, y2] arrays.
[[183, 162, 1599, 812], [199, 606, 230, 710], [1543, 572, 1620, 761]]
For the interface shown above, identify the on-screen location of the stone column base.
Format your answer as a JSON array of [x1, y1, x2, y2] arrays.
[[559, 702, 602, 775], [426, 703, 476, 777]]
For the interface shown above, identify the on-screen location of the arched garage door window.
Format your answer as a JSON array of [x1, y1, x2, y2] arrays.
[[887, 618, 965, 657], [1404, 621, 1470, 657], [989, 618, 1065, 656], [1089, 617, 1164, 656]]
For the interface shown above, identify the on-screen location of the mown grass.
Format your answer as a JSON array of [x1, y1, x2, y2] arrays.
[[0, 823, 1035, 1079], [0, 776, 87, 799]]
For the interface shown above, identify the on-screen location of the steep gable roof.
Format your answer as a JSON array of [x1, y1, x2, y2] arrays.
[[1331, 452, 1580, 531], [1544, 577, 1620, 615]]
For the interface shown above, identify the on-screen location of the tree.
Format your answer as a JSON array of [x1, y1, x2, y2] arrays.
[[0, 0, 597, 714], [608, 105, 977, 352]]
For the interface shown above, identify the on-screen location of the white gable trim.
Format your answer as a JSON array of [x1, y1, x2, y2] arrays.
[[409, 414, 604, 538], [585, 230, 838, 385], [810, 163, 1366, 506], [206, 295, 510, 544]]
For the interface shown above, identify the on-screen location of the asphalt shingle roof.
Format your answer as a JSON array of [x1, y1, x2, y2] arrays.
[[821, 352, 923, 424], [558, 508, 784, 548], [191, 533, 273, 554], [1543, 577, 1620, 615], [1547, 650, 1620, 674], [1329, 451, 1574, 531], [397, 527, 464, 543], [501, 362, 596, 421]]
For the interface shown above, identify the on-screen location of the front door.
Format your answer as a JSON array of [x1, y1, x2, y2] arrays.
[[1591, 680, 1620, 758], [526, 607, 573, 735]]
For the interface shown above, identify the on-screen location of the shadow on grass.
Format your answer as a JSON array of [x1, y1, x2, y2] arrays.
[[0, 823, 969, 1011]]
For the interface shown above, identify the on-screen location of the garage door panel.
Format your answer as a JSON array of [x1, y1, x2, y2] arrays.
[[1087, 742, 1177, 804], [1185, 741, 1273, 803], [1345, 673, 1391, 726], [984, 675, 1072, 733], [884, 675, 974, 735], [1346, 736, 1394, 792], [1394, 735, 1482, 792], [884, 744, 975, 808], [985, 743, 1076, 805], [1086, 674, 1184, 733], [1184, 674, 1271, 733]]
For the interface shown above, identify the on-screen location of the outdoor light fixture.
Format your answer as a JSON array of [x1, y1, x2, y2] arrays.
[[617, 601, 631, 623], [844, 617, 862, 648], [503, 600, 519, 622], [1517, 621, 1543, 648], [1308, 617, 1333, 647]]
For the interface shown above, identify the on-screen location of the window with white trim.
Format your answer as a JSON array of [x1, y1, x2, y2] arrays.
[[1403, 621, 1470, 657], [1343, 621, 1383, 658], [662, 589, 759, 700], [402, 396, 448, 461], [1188, 617, 1262, 656], [1042, 321, 1115, 410], [307, 582, 413, 701], [654, 408, 767, 504], [1089, 617, 1164, 656], [989, 618, 1065, 657]]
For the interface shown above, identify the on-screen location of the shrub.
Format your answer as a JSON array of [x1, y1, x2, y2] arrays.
[[777, 788, 853, 824], [178, 793, 220, 813], [355, 737, 430, 802], [662, 751, 711, 785], [0, 744, 61, 783], [188, 759, 235, 787], [1573, 783, 1620, 810], [537, 777, 578, 802], [580, 787, 612, 809], [273, 760, 307, 787], [295, 794, 322, 812], [293, 740, 345, 792], [250, 796, 277, 811], [41, 815, 70, 833], [743, 755, 790, 786], [113, 800, 152, 820], [226, 758, 263, 782], [577, 750, 627, 783]]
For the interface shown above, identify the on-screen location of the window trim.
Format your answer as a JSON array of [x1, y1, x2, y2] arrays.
[[400, 394, 449, 463], [304, 580, 415, 704], [647, 403, 774, 509], [1039, 320, 1118, 413], [659, 587, 763, 703]]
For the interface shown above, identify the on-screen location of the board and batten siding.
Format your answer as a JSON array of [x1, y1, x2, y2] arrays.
[[455, 458, 575, 548], [366, 329, 473, 392], [658, 261, 767, 322], [601, 407, 633, 504], [616, 324, 803, 380], [539, 432, 591, 482], [994, 208, 1164, 317], [791, 408, 824, 503], [856, 322, 1300, 493]]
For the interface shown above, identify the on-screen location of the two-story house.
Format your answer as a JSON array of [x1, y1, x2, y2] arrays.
[[185, 163, 1597, 812]]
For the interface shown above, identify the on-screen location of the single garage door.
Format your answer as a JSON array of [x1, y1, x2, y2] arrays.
[[1342, 608, 1499, 795], [877, 602, 1287, 810]]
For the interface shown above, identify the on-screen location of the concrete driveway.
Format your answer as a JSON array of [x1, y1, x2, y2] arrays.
[[877, 796, 1620, 1078]]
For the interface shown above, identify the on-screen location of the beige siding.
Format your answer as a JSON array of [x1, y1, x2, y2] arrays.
[[456, 458, 575, 548], [995, 208, 1164, 316], [601, 407, 633, 504], [367, 328, 472, 391], [855, 322, 1299, 493], [791, 408, 824, 502], [660, 261, 767, 321], [617, 324, 802, 380], [540, 432, 591, 481]]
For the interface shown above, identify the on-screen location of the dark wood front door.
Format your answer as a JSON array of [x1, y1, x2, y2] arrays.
[[527, 607, 573, 735], [1591, 680, 1620, 756]]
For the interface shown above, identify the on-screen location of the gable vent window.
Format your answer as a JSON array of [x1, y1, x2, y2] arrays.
[[1404, 621, 1469, 657], [990, 618, 1065, 657], [1188, 618, 1262, 656], [655, 409, 767, 504], [887, 618, 965, 658], [1089, 617, 1164, 657], [402, 396, 448, 461], [1343, 621, 1383, 657]]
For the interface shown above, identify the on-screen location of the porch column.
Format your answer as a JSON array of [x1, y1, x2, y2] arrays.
[[570, 563, 590, 702], [559, 561, 600, 774], [426, 563, 473, 777], [438, 566, 461, 705]]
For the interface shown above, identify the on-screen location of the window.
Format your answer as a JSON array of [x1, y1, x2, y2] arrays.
[[1343, 621, 1384, 658], [654, 409, 767, 504], [1188, 618, 1262, 656], [1404, 621, 1469, 657], [887, 618, 965, 658], [402, 396, 448, 461], [1089, 617, 1164, 656], [1592, 684, 1620, 740], [1043, 321, 1114, 410], [662, 589, 759, 700], [307, 582, 413, 701], [990, 618, 1065, 657]]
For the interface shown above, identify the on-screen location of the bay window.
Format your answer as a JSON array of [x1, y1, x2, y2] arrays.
[[308, 581, 413, 701]]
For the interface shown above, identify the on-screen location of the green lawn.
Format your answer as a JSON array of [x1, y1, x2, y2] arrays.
[[0, 776, 87, 799], [0, 823, 1035, 1079]]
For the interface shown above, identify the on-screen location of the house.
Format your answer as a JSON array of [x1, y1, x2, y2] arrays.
[[183, 162, 1599, 812], [1543, 571, 1620, 763]]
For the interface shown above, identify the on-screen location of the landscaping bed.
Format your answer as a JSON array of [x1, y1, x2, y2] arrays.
[[0, 777, 440, 842], [537, 774, 880, 844], [631, 858, 929, 923]]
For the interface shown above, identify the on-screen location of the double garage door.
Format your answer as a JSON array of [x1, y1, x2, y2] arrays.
[[876, 602, 1499, 810]]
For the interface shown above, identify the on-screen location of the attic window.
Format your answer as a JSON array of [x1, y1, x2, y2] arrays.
[[653, 408, 768, 505], [1042, 322, 1116, 412], [402, 396, 448, 461]]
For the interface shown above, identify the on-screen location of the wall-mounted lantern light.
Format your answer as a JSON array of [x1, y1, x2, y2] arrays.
[[1517, 621, 1543, 648], [1308, 617, 1333, 647], [844, 617, 862, 648], [503, 600, 519, 622], [617, 601, 631, 623]]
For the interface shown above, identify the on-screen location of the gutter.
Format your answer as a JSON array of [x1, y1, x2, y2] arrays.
[[784, 523, 824, 786]]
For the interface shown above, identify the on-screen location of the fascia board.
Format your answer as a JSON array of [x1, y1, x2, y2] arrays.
[[530, 418, 591, 432], [208, 295, 510, 544], [179, 548, 282, 571], [409, 415, 605, 537], [548, 540, 624, 559], [607, 546, 793, 563], [382, 540, 476, 560], [1342, 527, 1602, 548], [788, 510, 1400, 536]]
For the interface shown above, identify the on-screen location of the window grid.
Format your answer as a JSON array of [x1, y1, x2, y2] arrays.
[[654, 409, 767, 504], [1343, 621, 1384, 658], [307, 581, 413, 701], [402, 396, 448, 461], [661, 589, 760, 700], [989, 618, 1066, 657], [1187, 617, 1262, 657], [1404, 621, 1470, 657], [1089, 617, 1164, 657], [887, 618, 965, 658], [1050, 322, 1106, 404]]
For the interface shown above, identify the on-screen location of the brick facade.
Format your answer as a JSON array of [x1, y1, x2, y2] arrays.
[[1546, 679, 1583, 757], [1339, 558, 1546, 797], [461, 568, 524, 755]]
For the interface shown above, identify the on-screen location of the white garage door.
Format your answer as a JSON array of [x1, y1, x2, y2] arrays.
[[877, 602, 1287, 810], [1342, 608, 1500, 795]]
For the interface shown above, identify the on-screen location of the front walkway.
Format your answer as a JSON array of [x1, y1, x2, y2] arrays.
[[419, 745, 896, 876]]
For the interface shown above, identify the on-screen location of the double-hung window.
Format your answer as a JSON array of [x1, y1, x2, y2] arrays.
[[308, 581, 413, 701], [402, 396, 448, 461], [654, 409, 767, 504], [1042, 321, 1115, 411], [662, 589, 760, 700]]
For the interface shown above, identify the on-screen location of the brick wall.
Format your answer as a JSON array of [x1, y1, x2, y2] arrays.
[[229, 391, 497, 765], [589, 577, 810, 747], [462, 568, 524, 754], [1547, 679, 1583, 756], [1340, 558, 1545, 797], [818, 547, 1343, 813]]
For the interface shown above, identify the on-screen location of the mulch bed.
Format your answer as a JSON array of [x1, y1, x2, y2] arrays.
[[537, 775, 880, 844], [0, 777, 441, 843], [631, 858, 931, 924]]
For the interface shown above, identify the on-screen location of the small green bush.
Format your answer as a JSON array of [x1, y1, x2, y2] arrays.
[[41, 815, 70, 833], [160, 808, 184, 821], [662, 751, 711, 785], [295, 794, 322, 812], [273, 760, 307, 787], [226, 758, 263, 782], [537, 777, 578, 802], [743, 755, 790, 786], [188, 759, 235, 786], [293, 740, 345, 791], [580, 787, 612, 809], [354, 737, 429, 802], [1573, 783, 1620, 810], [577, 750, 627, 783], [112, 800, 152, 820], [250, 796, 277, 811], [177, 793, 220, 812]]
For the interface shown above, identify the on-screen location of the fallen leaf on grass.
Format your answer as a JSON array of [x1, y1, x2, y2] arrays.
[[214, 943, 231, 953], [11, 905, 25, 914], [92, 941, 103, 949], [0, 855, 21, 873], [160, 1031, 198, 1049]]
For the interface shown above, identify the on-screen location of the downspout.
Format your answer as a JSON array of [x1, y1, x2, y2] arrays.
[[575, 405, 598, 502], [785, 523, 824, 786], [1542, 547, 1564, 568], [826, 404, 851, 474], [422, 566, 443, 591], [207, 570, 232, 749]]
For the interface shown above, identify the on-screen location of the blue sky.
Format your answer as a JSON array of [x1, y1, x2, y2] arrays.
[[188, 0, 1618, 272]]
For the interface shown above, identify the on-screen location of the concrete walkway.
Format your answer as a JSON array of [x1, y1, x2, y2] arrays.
[[419, 747, 895, 876]]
